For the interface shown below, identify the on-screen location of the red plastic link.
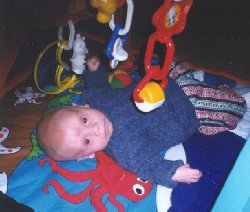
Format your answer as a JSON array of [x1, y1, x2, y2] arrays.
[[133, 0, 193, 102]]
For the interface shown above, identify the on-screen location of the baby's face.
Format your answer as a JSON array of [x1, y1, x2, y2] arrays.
[[55, 105, 113, 160]]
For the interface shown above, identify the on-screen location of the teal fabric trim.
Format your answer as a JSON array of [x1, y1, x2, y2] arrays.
[[212, 136, 250, 211]]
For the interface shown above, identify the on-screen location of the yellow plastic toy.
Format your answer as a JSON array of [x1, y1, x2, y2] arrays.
[[134, 82, 165, 113], [34, 20, 85, 95], [34, 40, 81, 95], [90, 0, 118, 24]]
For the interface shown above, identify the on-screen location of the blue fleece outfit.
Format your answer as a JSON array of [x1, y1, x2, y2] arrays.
[[79, 78, 199, 188]]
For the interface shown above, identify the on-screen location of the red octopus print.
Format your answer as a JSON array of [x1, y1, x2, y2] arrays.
[[39, 151, 153, 211]]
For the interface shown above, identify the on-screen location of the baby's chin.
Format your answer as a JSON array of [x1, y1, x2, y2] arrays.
[[51, 154, 73, 161], [54, 149, 87, 161]]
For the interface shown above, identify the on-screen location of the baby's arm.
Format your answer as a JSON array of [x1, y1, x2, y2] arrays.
[[171, 164, 202, 184]]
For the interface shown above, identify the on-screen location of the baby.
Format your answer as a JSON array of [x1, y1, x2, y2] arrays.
[[37, 104, 113, 161], [37, 78, 202, 188]]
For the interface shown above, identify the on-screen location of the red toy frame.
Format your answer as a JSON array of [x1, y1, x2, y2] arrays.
[[133, 0, 193, 103]]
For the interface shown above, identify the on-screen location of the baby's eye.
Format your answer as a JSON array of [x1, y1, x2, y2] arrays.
[[85, 138, 90, 145], [83, 117, 87, 124]]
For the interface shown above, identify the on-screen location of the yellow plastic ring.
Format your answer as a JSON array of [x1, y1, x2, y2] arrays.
[[34, 40, 81, 95]]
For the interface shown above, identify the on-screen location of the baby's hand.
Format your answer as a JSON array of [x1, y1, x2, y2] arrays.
[[171, 164, 202, 184]]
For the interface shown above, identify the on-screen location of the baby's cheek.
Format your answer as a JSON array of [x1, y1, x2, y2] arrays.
[[97, 140, 109, 151]]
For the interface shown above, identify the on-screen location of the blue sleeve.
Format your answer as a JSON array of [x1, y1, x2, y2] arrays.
[[133, 140, 184, 188], [106, 132, 184, 188]]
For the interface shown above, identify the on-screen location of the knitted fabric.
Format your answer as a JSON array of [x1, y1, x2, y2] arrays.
[[169, 61, 247, 135], [83, 64, 110, 89], [78, 78, 199, 188]]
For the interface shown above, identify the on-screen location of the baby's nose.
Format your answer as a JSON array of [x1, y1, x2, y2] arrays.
[[92, 122, 100, 136]]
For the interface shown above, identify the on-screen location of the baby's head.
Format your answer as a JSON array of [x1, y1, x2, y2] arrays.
[[37, 104, 113, 161]]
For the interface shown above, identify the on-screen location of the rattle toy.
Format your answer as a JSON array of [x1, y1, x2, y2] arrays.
[[133, 0, 193, 112], [105, 0, 134, 69], [108, 69, 132, 89], [90, 0, 118, 24], [106, 24, 128, 69], [90, 0, 126, 24], [34, 21, 87, 95]]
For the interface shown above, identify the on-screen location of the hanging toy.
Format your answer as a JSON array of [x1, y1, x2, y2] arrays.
[[34, 20, 87, 95], [106, 24, 128, 69], [90, 0, 119, 24], [0, 127, 21, 154], [105, 0, 134, 69], [133, 0, 193, 112], [70, 34, 88, 75]]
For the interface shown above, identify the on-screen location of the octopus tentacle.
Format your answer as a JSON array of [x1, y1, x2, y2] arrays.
[[44, 179, 96, 204], [39, 157, 59, 168], [108, 194, 125, 212], [90, 186, 108, 212], [39, 157, 96, 181]]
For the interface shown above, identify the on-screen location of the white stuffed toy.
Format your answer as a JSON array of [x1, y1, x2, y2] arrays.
[[58, 21, 88, 75], [70, 33, 88, 75]]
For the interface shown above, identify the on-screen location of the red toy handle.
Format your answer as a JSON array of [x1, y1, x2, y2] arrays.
[[133, 34, 174, 102], [133, 0, 193, 103]]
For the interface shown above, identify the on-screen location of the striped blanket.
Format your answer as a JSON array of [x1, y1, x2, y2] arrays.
[[169, 62, 247, 135]]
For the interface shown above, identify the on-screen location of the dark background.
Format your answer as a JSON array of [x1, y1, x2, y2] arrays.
[[1, 0, 250, 82], [131, 0, 250, 80]]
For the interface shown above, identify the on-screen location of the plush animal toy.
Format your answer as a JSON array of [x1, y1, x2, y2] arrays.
[[70, 34, 88, 75]]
